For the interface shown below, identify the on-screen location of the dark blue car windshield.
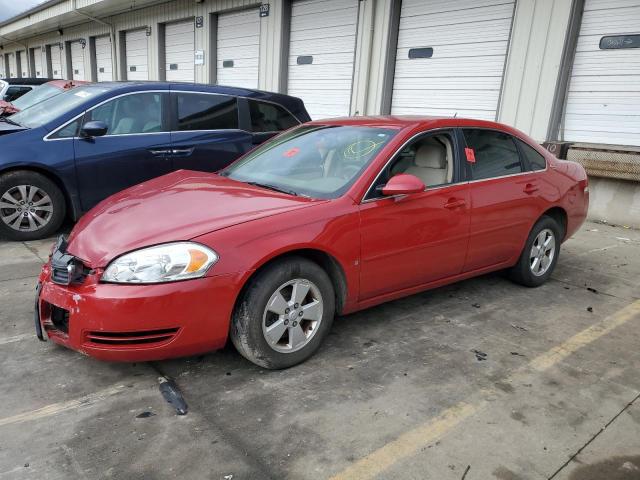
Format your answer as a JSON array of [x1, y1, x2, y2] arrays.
[[11, 87, 110, 129]]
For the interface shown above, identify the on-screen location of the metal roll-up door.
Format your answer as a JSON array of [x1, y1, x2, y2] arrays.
[[94, 36, 113, 82], [562, 0, 640, 147], [217, 8, 260, 88], [125, 29, 149, 81], [287, 0, 359, 119], [32, 48, 44, 77], [18, 51, 27, 77], [49, 45, 63, 77], [0, 56, 4, 78], [8, 53, 17, 78], [165, 19, 195, 82], [391, 0, 515, 120], [70, 41, 86, 80]]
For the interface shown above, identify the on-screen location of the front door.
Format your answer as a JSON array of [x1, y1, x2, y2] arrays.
[[358, 130, 470, 300], [169, 91, 253, 173], [74, 91, 173, 211]]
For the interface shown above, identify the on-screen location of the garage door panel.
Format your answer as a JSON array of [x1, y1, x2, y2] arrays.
[[563, 0, 640, 145], [95, 36, 113, 81], [165, 20, 194, 82], [291, 0, 355, 16], [288, 52, 356, 66], [290, 24, 357, 42], [70, 42, 86, 80], [125, 30, 149, 81], [391, 0, 514, 119]]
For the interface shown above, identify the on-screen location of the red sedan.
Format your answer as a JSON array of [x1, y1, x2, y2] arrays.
[[36, 117, 589, 368]]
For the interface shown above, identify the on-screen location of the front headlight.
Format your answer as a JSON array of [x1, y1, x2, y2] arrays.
[[102, 242, 218, 284]]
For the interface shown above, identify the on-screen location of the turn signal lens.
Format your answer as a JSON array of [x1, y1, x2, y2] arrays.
[[102, 242, 218, 284]]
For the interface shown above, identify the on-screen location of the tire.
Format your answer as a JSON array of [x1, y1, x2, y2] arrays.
[[0, 171, 66, 241], [508, 215, 562, 287], [230, 257, 336, 369]]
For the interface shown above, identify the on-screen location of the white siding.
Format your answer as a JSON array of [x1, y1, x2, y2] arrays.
[[391, 0, 515, 120], [70, 41, 86, 80], [8, 52, 17, 78], [49, 45, 63, 77], [287, 0, 360, 119], [125, 29, 149, 80], [563, 0, 640, 146], [32, 48, 44, 77], [165, 19, 195, 82], [0, 56, 4, 78], [94, 35, 113, 81], [18, 50, 28, 77], [217, 8, 260, 88]]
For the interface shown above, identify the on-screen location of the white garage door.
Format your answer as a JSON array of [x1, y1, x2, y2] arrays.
[[49, 45, 63, 77], [562, 0, 640, 147], [165, 19, 195, 82], [125, 29, 149, 81], [18, 51, 28, 77], [391, 0, 515, 120], [217, 8, 260, 88], [287, 0, 359, 119], [94, 36, 113, 82], [70, 41, 86, 80], [8, 53, 17, 78], [32, 48, 44, 77], [0, 56, 4, 78]]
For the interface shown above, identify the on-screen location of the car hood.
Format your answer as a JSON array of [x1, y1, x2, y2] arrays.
[[67, 170, 323, 267]]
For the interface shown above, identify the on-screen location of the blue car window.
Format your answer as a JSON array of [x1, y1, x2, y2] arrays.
[[176, 93, 238, 131], [88, 93, 164, 135]]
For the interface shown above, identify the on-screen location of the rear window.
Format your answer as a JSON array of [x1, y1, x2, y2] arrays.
[[248, 99, 299, 132], [516, 139, 547, 171], [463, 129, 522, 180], [176, 93, 238, 131]]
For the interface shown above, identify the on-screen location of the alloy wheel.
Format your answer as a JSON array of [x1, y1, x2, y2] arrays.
[[262, 278, 324, 353], [0, 185, 54, 232], [529, 228, 555, 276]]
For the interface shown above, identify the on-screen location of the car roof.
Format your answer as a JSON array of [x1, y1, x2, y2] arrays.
[[45, 79, 91, 89], [90, 81, 297, 98]]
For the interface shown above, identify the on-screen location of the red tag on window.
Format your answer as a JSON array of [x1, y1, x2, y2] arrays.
[[283, 147, 300, 158], [465, 147, 476, 163]]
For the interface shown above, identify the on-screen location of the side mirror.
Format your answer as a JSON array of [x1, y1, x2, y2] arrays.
[[80, 120, 108, 138], [381, 174, 425, 196]]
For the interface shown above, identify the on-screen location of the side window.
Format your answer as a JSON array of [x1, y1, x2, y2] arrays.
[[248, 99, 299, 132], [87, 92, 165, 135], [463, 129, 522, 180], [176, 93, 238, 131], [50, 119, 80, 139], [5, 86, 31, 102], [516, 138, 547, 171], [367, 132, 455, 199]]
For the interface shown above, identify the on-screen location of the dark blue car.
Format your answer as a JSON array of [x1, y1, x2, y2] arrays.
[[0, 82, 310, 240]]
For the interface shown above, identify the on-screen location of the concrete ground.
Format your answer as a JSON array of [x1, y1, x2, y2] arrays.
[[0, 221, 639, 480]]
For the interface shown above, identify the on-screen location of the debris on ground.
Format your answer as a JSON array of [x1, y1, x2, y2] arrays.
[[587, 287, 598, 294], [511, 324, 528, 332], [461, 465, 471, 479], [158, 377, 189, 415], [587, 306, 593, 313], [510, 352, 525, 357], [472, 350, 487, 361], [136, 411, 156, 419], [472, 303, 481, 308]]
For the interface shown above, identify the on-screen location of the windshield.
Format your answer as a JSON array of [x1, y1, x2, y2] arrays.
[[222, 125, 398, 199], [12, 84, 63, 110], [11, 86, 109, 128]]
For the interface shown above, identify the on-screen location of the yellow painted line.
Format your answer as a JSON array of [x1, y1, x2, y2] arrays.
[[0, 384, 127, 428], [329, 299, 640, 480], [530, 299, 640, 372]]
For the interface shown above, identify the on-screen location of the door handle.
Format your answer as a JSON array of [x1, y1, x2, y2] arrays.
[[171, 147, 194, 156], [149, 148, 171, 156], [444, 198, 466, 209], [523, 183, 539, 194]]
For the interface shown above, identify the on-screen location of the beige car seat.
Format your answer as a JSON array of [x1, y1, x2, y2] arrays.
[[404, 139, 448, 186]]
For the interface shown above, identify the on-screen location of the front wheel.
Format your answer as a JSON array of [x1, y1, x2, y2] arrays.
[[0, 171, 66, 241], [508, 215, 562, 287], [230, 257, 335, 369]]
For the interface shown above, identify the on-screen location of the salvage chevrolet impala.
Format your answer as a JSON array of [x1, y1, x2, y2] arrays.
[[36, 117, 589, 368]]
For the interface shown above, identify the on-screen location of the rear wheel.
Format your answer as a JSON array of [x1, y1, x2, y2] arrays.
[[230, 257, 335, 369], [508, 215, 562, 287], [0, 171, 66, 241]]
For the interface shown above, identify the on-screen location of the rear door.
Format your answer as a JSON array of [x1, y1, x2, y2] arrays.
[[168, 90, 252, 172], [74, 91, 173, 210], [461, 128, 537, 272]]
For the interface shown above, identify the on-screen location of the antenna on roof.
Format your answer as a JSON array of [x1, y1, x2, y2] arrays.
[[453, 112, 458, 118]]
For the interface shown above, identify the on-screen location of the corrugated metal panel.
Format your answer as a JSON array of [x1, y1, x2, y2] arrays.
[[391, 0, 515, 120], [32, 47, 44, 77], [8, 52, 17, 78], [217, 8, 261, 88], [94, 35, 113, 81], [562, 0, 640, 146], [125, 29, 148, 80], [165, 19, 195, 82], [70, 41, 86, 80], [49, 44, 63, 77], [17, 50, 28, 77], [287, 0, 359, 119], [0, 56, 4, 78]]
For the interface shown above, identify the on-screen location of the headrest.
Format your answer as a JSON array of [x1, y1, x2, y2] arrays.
[[414, 142, 446, 169]]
